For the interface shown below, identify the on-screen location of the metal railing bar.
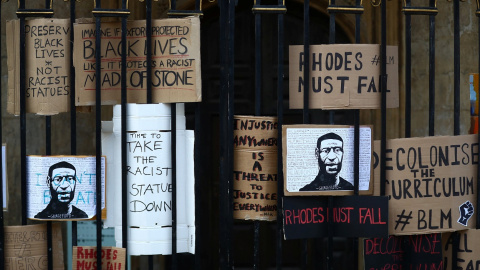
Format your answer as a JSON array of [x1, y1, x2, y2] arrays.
[[146, 0, 153, 103], [275, 0, 285, 267], [253, 1, 262, 268], [94, 0, 103, 267], [121, 2, 128, 270], [0, 2, 4, 267], [428, 0, 435, 136], [69, 0, 78, 248], [303, 0, 310, 124], [46, 115, 52, 270], [194, 103, 202, 270], [402, 7, 438, 15], [454, 0, 460, 135], [252, 5, 287, 13], [477, 6, 480, 231], [19, 0, 27, 226], [405, 0, 411, 138], [380, 0, 387, 197]]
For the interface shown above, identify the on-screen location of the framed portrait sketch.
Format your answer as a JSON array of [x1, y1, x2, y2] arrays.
[[283, 125, 373, 196]]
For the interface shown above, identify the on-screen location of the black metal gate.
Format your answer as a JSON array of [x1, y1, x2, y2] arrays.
[[0, 0, 478, 269]]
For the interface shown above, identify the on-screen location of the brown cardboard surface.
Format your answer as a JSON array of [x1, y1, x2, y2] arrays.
[[289, 44, 399, 109], [373, 135, 478, 235], [282, 125, 373, 196], [233, 149, 278, 221], [73, 246, 125, 270], [5, 223, 64, 270], [7, 19, 71, 115], [443, 230, 480, 270], [233, 115, 278, 150], [74, 17, 201, 105]]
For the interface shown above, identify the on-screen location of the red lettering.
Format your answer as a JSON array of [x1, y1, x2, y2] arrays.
[[113, 249, 118, 260], [77, 247, 84, 259], [285, 210, 292, 225]]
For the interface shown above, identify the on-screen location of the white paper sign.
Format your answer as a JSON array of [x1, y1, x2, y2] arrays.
[[27, 156, 106, 220], [284, 126, 372, 194]]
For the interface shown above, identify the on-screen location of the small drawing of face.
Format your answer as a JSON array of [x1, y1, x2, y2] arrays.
[[49, 168, 76, 203], [316, 139, 344, 175]]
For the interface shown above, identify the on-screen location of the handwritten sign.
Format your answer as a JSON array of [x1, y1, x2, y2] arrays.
[[73, 246, 125, 270], [282, 196, 388, 240], [373, 134, 478, 235], [443, 230, 480, 270], [74, 18, 201, 105], [233, 116, 278, 221], [127, 131, 173, 226], [289, 45, 399, 109], [364, 234, 443, 270], [27, 156, 106, 220], [6, 19, 71, 115], [283, 125, 372, 196], [5, 224, 63, 270]]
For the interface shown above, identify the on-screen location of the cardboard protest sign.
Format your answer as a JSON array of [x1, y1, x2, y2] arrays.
[[373, 134, 478, 235], [233, 116, 278, 221], [74, 17, 201, 105], [289, 44, 399, 109], [5, 223, 63, 270], [27, 156, 106, 220], [7, 19, 71, 115], [283, 196, 388, 240], [363, 234, 443, 270], [73, 246, 125, 270], [442, 230, 480, 270], [283, 125, 372, 196]]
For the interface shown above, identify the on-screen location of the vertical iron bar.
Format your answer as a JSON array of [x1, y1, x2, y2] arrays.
[[405, 0, 411, 138], [194, 102, 202, 269], [428, 0, 435, 136], [276, 5, 284, 269], [146, 0, 153, 103], [19, 0, 27, 226], [0, 2, 4, 267], [454, 0, 460, 136], [169, 0, 178, 268], [380, 0, 387, 197], [303, 0, 310, 124], [171, 104, 177, 270], [477, 11, 480, 230], [452, 0, 460, 268], [121, 2, 129, 270], [328, 0, 336, 124], [46, 116, 52, 270], [146, 0, 154, 267], [69, 0, 78, 247], [95, 0, 103, 268], [227, 2, 236, 268], [302, 0, 310, 267], [253, 2, 262, 269], [219, 0, 235, 268], [255, 0, 262, 117]]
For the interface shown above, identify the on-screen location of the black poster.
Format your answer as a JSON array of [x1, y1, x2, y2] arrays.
[[364, 234, 443, 270], [282, 196, 388, 240]]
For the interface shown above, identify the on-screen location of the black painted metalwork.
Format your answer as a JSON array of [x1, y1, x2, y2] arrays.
[[477, 1, 480, 231], [0, 2, 3, 267], [69, 0, 78, 248], [276, 1, 285, 268]]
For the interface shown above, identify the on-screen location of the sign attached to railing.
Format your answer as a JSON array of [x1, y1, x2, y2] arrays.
[[283, 125, 373, 196], [5, 224, 63, 269], [363, 234, 443, 270], [73, 246, 125, 270], [233, 116, 278, 221], [373, 134, 478, 235], [6, 19, 71, 115], [27, 156, 106, 221], [289, 44, 399, 110], [282, 196, 388, 240], [443, 230, 480, 270], [74, 17, 201, 105]]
